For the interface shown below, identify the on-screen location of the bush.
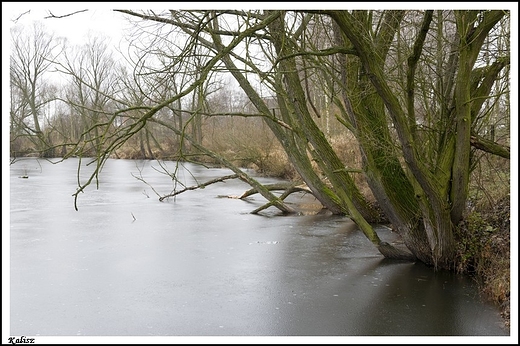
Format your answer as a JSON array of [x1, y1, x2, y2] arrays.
[[455, 195, 510, 327]]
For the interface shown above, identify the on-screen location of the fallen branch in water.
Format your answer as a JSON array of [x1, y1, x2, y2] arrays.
[[237, 183, 313, 199], [250, 184, 313, 214], [220, 183, 314, 214], [159, 174, 239, 201]]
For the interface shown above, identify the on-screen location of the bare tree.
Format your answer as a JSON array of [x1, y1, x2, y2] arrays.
[[10, 22, 61, 157], [56, 34, 122, 157]]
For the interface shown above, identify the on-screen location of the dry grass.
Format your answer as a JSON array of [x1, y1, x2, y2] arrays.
[[455, 194, 511, 328]]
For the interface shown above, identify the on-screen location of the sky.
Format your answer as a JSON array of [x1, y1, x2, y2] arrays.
[[3, 2, 518, 344]]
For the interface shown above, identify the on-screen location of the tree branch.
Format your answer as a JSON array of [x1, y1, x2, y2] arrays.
[[470, 134, 510, 159], [237, 183, 313, 199], [159, 174, 239, 201], [406, 10, 433, 131], [274, 46, 357, 66], [248, 183, 314, 214], [12, 10, 30, 23], [44, 10, 88, 19]]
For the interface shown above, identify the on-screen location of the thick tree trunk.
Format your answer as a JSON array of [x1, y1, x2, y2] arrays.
[[329, 10, 459, 267]]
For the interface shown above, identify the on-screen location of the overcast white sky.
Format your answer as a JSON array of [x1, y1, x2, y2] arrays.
[[3, 2, 518, 53], [4, 5, 130, 48]]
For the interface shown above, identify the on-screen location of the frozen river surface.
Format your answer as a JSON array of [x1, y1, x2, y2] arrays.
[[9, 158, 509, 341]]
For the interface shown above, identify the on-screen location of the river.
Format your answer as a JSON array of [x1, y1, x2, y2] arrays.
[[8, 157, 510, 342]]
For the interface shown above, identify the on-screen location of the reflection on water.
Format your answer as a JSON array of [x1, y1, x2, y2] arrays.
[[9, 158, 509, 338]]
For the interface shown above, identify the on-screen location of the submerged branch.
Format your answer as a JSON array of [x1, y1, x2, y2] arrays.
[[237, 183, 313, 199], [241, 183, 315, 214]]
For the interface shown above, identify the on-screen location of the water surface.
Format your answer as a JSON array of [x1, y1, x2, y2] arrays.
[[8, 158, 509, 340]]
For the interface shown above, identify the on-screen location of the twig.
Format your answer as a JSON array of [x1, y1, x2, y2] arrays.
[[45, 9, 88, 19], [12, 10, 30, 23]]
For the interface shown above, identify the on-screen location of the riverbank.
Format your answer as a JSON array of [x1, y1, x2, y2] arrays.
[[455, 194, 511, 330]]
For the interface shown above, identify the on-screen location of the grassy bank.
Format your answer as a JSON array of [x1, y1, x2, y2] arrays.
[[455, 195, 511, 329]]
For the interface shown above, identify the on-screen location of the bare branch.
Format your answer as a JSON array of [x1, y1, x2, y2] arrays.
[[159, 174, 239, 201], [44, 9, 88, 19], [12, 10, 30, 23], [237, 183, 312, 199]]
